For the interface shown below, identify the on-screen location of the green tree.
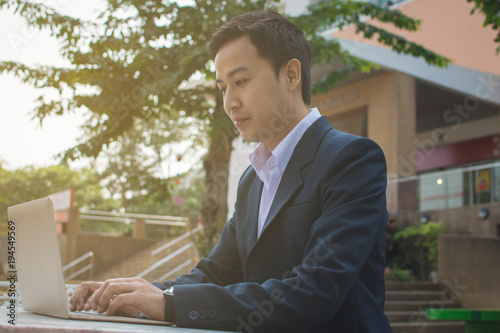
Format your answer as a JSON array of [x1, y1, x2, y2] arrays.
[[143, 169, 206, 239], [468, 0, 500, 53], [0, 0, 450, 251], [0, 164, 117, 228], [93, 110, 207, 215]]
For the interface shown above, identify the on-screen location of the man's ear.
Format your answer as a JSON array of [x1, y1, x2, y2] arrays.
[[285, 58, 302, 91]]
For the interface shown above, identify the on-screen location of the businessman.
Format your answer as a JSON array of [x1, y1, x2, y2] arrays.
[[70, 10, 392, 332]]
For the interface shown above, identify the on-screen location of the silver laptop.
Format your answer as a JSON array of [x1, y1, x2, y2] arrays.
[[7, 196, 172, 326]]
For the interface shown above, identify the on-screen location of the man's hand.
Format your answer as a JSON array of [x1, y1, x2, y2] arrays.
[[69, 277, 166, 321], [70, 281, 103, 312]]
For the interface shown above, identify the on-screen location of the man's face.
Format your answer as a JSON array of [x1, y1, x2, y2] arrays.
[[215, 35, 294, 150]]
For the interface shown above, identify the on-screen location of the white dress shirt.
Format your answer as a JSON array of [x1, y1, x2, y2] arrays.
[[249, 108, 321, 238]]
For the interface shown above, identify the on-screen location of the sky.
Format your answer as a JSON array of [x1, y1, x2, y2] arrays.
[[0, 0, 107, 170]]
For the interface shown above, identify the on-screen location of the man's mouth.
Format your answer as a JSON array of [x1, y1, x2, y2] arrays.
[[233, 117, 248, 128]]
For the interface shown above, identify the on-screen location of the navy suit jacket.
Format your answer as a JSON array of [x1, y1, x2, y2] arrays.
[[157, 116, 392, 332]]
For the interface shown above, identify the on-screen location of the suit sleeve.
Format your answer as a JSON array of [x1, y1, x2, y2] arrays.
[[153, 214, 245, 323], [153, 169, 254, 288], [168, 137, 388, 332], [176, 216, 245, 286]]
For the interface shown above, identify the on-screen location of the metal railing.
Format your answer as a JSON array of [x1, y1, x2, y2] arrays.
[[137, 243, 193, 278], [151, 224, 204, 256], [137, 225, 203, 279], [80, 210, 188, 227], [156, 259, 193, 282], [62, 251, 94, 282], [386, 161, 500, 212]]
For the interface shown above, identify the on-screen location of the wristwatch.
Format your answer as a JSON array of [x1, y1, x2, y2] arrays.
[[163, 286, 176, 322]]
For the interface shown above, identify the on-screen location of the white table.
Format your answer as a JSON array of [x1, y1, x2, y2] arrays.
[[0, 307, 230, 333]]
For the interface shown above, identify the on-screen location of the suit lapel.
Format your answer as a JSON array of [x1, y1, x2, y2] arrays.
[[256, 116, 332, 241], [245, 177, 263, 249], [260, 158, 303, 235]]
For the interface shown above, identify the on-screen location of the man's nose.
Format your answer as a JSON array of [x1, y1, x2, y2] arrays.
[[224, 88, 241, 114]]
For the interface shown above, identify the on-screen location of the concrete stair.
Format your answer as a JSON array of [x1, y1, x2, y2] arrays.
[[386, 282, 465, 333], [94, 236, 198, 283]]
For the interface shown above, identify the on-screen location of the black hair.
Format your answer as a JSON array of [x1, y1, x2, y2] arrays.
[[209, 11, 312, 105]]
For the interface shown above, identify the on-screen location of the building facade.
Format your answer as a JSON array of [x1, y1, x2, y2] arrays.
[[308, 0, 500, 236], [228, 0, 500, 237]]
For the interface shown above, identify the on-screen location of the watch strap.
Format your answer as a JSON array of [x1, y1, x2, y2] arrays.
[[163, 287, 176, 322]]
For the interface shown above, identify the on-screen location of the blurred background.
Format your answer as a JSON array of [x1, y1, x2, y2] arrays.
[[0, 1, 498, 332]]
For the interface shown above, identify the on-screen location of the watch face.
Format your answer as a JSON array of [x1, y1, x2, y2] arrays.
[[164, 286, 174, 296]]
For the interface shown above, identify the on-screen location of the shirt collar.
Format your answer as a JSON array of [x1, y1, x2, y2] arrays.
[[249, 143, 272, 185], [249, 107, 321, 182]]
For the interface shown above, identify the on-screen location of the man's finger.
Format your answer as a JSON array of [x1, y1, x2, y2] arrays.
[[106, 293, 133, 317], [106, 281, 166, 321], [93, 279, 138, 313], [69, 281, 102, 312], [69, 285, 80, 311]]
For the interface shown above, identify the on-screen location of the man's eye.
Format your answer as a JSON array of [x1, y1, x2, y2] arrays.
[[235, 79, 246, 86]]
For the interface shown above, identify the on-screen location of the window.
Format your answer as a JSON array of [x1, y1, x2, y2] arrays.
[[417, 161, 499, 211], [419, 172, 446, 211], [473, 168, 492, 204]]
